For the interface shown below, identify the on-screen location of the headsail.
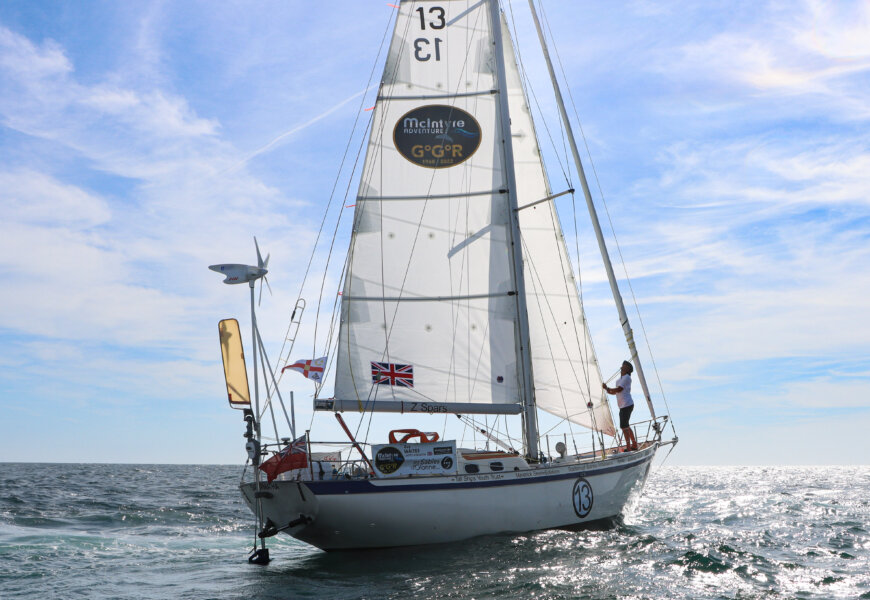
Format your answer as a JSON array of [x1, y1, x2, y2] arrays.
[[500, 16, 615, 436]]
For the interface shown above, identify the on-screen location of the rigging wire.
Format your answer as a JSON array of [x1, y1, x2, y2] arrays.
[[506, 0, 613, 451], [267, 4, 395, 446], [266, 2, 395, 429], [365, 3, 434, 425], [505, 1, 571, 185], [297, 2, 419, 445], [537, 0, 677, 439], [519, 235, 581, 442], [458, 414, 522, 451], [310, 11, 396, 364], [317, 253, 349, 394], [346, 3, 420, 442], [509, 0, 607, 446], [374, 4, 490, 397], [334, 2, 463, 443]]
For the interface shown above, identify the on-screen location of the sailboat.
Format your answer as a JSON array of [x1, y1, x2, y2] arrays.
[[219, 0, 677, 556]]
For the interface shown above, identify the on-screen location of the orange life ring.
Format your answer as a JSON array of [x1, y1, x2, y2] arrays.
[[388, 428, 440, 444]]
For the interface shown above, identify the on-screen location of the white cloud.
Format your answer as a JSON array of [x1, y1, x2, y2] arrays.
[[0, 18, 335, 355], [587, 129, 870, 402], [654, 0, 870, 120], [0, 25, 71, 77], [0, 26, 219, 173], [0, 170, 111, 227], [82, 87, 218, 138]]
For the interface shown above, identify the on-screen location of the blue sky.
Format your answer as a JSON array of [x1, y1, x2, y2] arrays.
[[1, 0, 868, 465]]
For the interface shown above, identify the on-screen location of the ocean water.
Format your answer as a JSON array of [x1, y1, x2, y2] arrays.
[[1, 464, 868, 599]]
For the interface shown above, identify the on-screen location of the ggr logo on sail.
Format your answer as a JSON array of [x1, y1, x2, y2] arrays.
[[411, 144, 463, 160], [394, 104, 481, 169]]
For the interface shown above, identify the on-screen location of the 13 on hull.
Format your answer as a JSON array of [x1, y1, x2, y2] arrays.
[[241, 444, 656, 551]]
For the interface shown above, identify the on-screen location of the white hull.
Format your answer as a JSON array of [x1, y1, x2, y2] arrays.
[[241, 444, 656, 550]]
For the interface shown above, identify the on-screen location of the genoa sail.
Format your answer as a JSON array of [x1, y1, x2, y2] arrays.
[[500, 16, 615, 436]]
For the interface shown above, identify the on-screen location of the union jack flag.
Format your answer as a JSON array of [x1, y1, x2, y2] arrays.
[[371, 361, 414, 388]]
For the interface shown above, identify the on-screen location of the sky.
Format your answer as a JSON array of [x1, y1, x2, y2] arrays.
[[1, 0, 868, 466]]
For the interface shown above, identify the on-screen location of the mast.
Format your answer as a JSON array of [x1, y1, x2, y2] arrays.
[[490, 0, 540, 458], [249, 279, 267, 558], [250, 282, 262, 438], [527, 0, 657, 421]]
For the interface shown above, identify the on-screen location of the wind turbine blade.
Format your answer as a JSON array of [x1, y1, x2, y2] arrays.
[[264, 276, 273, 296], [264, 253, 270, 269], [254, 236, 264, 268], [258, 279, 264, 306]]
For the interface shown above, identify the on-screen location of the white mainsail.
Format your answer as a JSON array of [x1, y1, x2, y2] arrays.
[[500, 16, 615, 436], [333, 0, 614, 436], [335, 0, 523, 412]]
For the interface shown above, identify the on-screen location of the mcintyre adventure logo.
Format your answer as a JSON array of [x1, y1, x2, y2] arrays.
[[393, 105, 481, 168]]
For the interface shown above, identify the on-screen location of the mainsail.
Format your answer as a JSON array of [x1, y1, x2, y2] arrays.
[[333, 0, 615, 436], [335, 0, 522, 413]]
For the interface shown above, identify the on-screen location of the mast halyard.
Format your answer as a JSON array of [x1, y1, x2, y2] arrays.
[[490, 0, 540, 460], [527, 0, 657, 422]]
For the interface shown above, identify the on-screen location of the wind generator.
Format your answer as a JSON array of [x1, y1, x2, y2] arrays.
[[209, 237, 293, 565]]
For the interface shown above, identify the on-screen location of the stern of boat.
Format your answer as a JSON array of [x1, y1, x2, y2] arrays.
[[240, 480, 319, 538]]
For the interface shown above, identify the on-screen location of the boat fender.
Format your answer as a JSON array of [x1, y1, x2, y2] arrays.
[[246, 439, 261, 466]]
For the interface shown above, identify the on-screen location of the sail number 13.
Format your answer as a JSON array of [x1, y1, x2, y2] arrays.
[[414, 6, 445, 62]]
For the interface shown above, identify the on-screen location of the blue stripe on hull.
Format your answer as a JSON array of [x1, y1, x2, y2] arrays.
[[303, 452, 652, 495]]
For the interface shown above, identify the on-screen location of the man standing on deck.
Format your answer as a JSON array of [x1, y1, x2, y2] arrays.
[[603, 361, 638, 452]]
